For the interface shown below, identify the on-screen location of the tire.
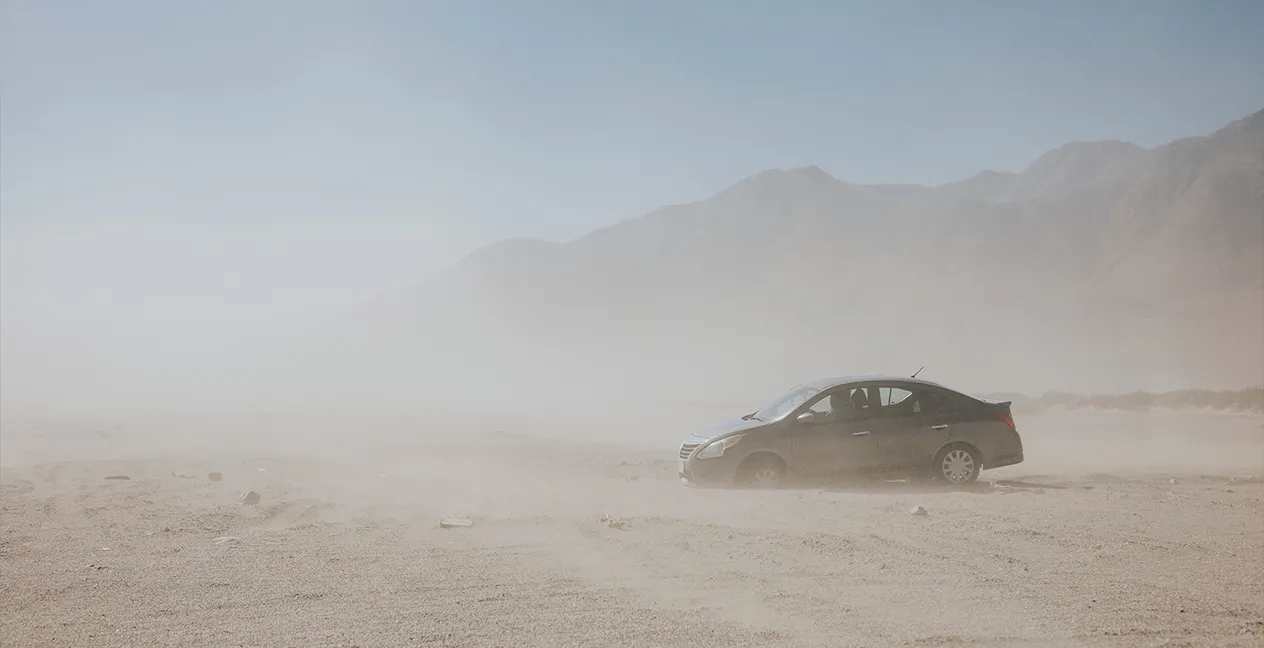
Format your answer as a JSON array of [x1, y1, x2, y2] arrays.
[[735, 454, 786, 488], [932, 444, 982, 485]]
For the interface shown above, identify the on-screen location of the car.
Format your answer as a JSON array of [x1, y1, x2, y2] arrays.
[[677, 375, 1023, 487]]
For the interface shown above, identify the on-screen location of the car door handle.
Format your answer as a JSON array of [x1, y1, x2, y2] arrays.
[[852, 431, 871, 436], [930, 424, 949, 430]]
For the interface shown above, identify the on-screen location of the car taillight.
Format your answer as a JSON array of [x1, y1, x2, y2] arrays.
[[994, 411, 1016, 430]]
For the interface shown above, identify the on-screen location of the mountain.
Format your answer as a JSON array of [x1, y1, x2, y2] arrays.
[[293, 109, 1264, 412], [942, 139, 1151, 204]]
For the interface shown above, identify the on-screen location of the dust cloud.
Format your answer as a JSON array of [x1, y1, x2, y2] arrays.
[[4, 128, 1264, 647], [2, 397, 1262, 646], [3, 164, 1263, 646], [4, 3, 1264, 646]]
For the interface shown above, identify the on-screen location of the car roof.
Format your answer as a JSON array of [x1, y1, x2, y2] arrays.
[[802, 375, 951, 391]]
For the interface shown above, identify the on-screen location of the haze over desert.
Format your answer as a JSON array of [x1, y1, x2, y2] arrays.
[[3, 3, 1263, 647]]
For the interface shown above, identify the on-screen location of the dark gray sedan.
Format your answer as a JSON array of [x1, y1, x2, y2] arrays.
[[678, 375, 1023, 487]]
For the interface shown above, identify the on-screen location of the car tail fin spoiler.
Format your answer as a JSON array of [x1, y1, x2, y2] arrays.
[[976, 396, 1016, 430]]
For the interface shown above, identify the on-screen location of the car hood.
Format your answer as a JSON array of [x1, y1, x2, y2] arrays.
[[685, 417, 769, 443]]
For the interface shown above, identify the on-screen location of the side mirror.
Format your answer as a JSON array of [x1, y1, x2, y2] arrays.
[[795, 411, 815, 423]]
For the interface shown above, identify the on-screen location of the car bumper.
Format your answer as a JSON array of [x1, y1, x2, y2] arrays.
[[678, 457, 738, 487], [988, 450, 1024, 469]]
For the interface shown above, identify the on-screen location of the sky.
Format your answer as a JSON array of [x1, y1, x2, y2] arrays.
[[3, 0, 1263, 328]]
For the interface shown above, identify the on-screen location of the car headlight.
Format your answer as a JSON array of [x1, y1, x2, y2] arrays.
[[695, 435, 744, 459]]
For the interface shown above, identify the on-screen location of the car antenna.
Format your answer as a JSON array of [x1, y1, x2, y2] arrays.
[[911, 366, 924, 379]]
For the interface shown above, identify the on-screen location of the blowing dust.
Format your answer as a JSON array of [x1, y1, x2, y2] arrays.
[[2, 400, 1262, 646]]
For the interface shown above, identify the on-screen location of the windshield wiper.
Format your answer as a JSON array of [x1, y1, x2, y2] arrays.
[[742, 412, 760, 421]]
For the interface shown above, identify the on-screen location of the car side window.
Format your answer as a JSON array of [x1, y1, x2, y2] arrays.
[[801, 388, 872, 422], [876, 386, 919, 417], [806, 394, 834, 418], [880, 387, 914, 407], [839, 387, 873, 420]]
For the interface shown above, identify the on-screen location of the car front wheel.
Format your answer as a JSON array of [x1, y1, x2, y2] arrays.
[[735, 455, 785, 488], [933, 444, 982, 484]]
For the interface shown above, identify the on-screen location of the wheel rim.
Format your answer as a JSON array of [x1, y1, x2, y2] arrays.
[[941, 449, 974, 483], [752, 467, 781, 485]]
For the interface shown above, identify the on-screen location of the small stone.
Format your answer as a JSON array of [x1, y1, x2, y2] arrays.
[[600, 514, 629, 530], [1169, 478, 1179, 485], [207, 472, 223, 482], [212, 536, 241, 546], [239, 490, 261, 506], [909, 506, 929, 516], [1224, 488, 1236, 493]]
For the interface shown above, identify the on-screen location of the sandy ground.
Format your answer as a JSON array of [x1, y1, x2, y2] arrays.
[[2, 408, 1262, 647]]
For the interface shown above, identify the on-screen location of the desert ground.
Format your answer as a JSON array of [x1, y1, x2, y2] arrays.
[[2, 407, 1262, 647]]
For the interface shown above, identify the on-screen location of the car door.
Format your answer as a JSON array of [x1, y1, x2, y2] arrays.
[[872, 384, 954, 470], [789, 386, 881, 478]]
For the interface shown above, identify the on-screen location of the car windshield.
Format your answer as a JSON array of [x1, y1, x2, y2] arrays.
[[751, 385, 820, 421]]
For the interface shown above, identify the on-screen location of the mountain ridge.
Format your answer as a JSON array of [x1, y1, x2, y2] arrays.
[[448, 107, 1264, 267], [300, 108, 1263, 409]]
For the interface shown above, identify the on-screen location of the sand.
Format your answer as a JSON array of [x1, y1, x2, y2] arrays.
[[2, 408, 1262, 647]]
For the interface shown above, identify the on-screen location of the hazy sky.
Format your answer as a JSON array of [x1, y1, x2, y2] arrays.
[[3, 0, 1263, 323]]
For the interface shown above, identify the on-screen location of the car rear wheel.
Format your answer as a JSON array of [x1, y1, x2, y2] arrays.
[[933, 444, 981, 484], [736, 455, 785, 488]]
